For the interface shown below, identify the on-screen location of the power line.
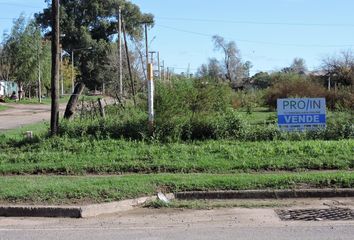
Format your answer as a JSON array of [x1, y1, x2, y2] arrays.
[[158, 17, 354, 28], [156, 24, 354, 48]]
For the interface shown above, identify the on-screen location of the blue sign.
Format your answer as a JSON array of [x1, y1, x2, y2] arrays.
[[277, 98, 326, 131]]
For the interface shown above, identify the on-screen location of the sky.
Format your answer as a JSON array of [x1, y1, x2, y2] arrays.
[[1, 0, 354, 75]]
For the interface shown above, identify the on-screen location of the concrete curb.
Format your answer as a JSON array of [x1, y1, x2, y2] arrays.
[[0, 194, 174, 218], [0, 206, 82, 218], [175, 189, 354, 200], [81, 196, 156, 218]]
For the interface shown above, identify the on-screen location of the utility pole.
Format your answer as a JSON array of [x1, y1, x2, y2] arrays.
[[149, 51, 156, 66], [118, 6, 123, 96], [162, 60, 165, 81], [144, 23, 149, 66], [37, 38, 42, 103], [142, 22, 154, 135], [149, 51, 156, 80], [60, 45, 64, 96], [147, 62, 154, 135], [71, 51, 75, 93], [122, 17, 136, 106], [50, 0, 60, 136], [157, 51, 161, 80]]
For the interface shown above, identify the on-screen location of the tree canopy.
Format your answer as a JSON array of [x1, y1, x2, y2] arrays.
[[1, 15, 51, 97], [35, 0, 154, 90]]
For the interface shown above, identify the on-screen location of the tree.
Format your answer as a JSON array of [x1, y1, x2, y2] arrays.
[[212, 35, 245, 84], [61, 58, 78, 93], [0, 46, 11, 80], [101, 42, 143, 96], [250, 72, 272, 89], [197, 64, 209, 78], [321, 50, 354, 87], [282, 58, 307, 74], [207, 58, 223, 80], [212, 35, 251, 87], [1, 16, 51, 99], [36, 0, 154, 91]]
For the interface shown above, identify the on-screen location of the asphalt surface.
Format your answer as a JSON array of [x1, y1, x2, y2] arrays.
[[0, 201, 353, 240], [0, 103, 66, 132]]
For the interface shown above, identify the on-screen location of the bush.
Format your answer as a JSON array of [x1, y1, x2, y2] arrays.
[[265, 73, 327, 109], [242, 124, 281, 141], [264, 73, 354, 111], [154, 110, 245, 142], [326, 86, 354, 111], [60, 107, 148, 140], [231, 90, 266, 110], [155, 78, 232, 119]]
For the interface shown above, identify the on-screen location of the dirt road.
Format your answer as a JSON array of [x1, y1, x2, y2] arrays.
[[0, 103, 66, 132]]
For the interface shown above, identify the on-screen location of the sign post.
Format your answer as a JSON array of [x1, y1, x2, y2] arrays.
[[277, 98, 326, 131]]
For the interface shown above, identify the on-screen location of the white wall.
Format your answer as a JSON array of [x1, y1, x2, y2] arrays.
[[0, 82, 5, 96]]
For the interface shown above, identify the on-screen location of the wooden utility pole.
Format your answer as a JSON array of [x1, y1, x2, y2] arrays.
[[50, 0, 60, 136], [157, 51, 161, 80], [162, 60, 165, 81], [71, 51, 75, 93], [37, 40, 42, 103], [122, 17, 136, 106], [60, 45, 64, 96], [118, 6, 123, 96]]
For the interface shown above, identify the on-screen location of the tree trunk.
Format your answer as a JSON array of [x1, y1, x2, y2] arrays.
[[64, 83, 85, 120], [97, 98, 106, 119]]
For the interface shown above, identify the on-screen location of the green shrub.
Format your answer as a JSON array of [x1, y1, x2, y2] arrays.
[[214, 110, 245, 139], [60, 107, 148, 140], [243, 124, 281, 141], [155, 78, 232, 119], [231, 90, 266, 110]]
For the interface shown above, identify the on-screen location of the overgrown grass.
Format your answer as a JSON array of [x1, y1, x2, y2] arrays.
[[0, 121, 49, 140], [0, 171, 353, 204], [59, 107, 353, 142], [0, 138, 352, 175], [145, 199, 292, 209]]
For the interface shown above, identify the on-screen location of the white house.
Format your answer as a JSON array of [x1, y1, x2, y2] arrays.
[[0, 80, 18, 97]]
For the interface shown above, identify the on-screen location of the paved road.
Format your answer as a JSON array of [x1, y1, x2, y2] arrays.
[[0, 103, 66, 132], [0, 207, 353, 240]]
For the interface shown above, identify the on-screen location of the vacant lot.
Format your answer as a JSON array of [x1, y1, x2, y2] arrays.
[[0, 101, 352, 204]]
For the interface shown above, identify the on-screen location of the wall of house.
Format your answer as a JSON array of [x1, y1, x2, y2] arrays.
[[0, 82, 5, 96], [0, 81, 19, 97]]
